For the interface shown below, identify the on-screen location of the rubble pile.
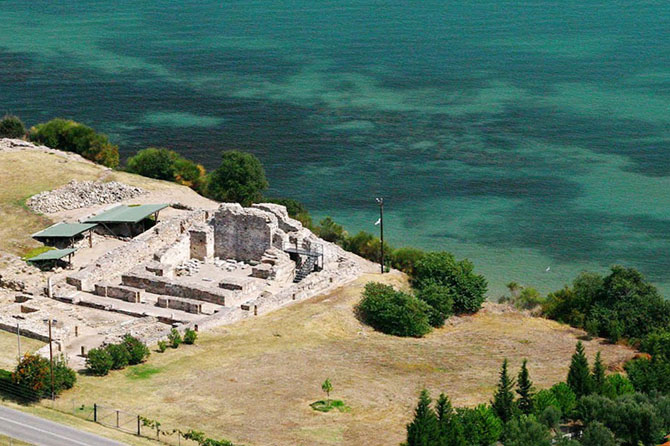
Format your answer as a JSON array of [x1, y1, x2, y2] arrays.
[[27, 180, 146, 214]]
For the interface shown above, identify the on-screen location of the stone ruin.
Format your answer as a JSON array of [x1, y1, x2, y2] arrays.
[[33, 202, 364, 360]]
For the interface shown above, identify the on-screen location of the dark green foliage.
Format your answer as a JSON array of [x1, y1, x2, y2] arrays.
[[315, 217, 347, 245], [549, 382, 577, 417], [86, 348, 113, 376], [168, 328, 182, 348], [603, 374, 635, 399], [412, 252, 487, 314], [542, 267, 670, 342], [591, 352, 606, 395], [492, 359, 516, 422], [516, 359, 534, 415], [183, 328, 198, 345], [29, 118, 119, 167], [567, 341, 592, 398], [537, 406, 561, 430], [435, 393, 466, 446], [406, 390, 439, 446], [576, 393, 666, 446], [105, 343, 130, 370], [624, 357, 670, 394], [127, 147, 177, 180], [640, 329, 670, 360], [580, 422, 617, 446], [157, 340, 167, 353], [416, 283, 454, 328], [207, 150, 268, 206], [391, 247, 426, 276], [357, 282, 432, 337], [343, 231, 391, 264], [455, 405, 503, 446], [11, 354, 76, 400], [503, 415, 551, 446], [0, 114, 26, 138], [532, 389, 561, 417], [122, 334, 150, 365], [511, 287, 544, 310], [552, 438, 580, 446]]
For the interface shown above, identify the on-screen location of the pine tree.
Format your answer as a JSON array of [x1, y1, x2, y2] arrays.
[[406, 389, 439, 446], [567, 341, 592, 397], [591, 351, 606, 395], [435, 393, 466, 446], [516, 359, 534, 415], [492, 359, 516, 422]]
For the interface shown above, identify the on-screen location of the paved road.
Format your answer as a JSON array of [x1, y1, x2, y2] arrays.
[[0, 405, 123, 446]]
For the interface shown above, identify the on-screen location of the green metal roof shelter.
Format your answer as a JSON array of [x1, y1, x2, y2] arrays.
[[85, 204, 168, 224], [32, 222, 97, 248], [27, 248, 76, 267]]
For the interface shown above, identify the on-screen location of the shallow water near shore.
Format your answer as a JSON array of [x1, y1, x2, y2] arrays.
[[1, 1, 669, 297]]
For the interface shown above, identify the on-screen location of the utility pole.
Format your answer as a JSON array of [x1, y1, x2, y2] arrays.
[[47, 319, 54, 401], [376, 197, 384, 274], [16, 323, 21, 362]]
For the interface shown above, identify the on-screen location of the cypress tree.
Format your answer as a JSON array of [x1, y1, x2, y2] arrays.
[[492, 359, 516, 422], [567, 341, 592, 397], [516, 359, 534, 415], [406, 389, 439, 446], [591, 351, 606, 395], [435, 393, 466, 446]]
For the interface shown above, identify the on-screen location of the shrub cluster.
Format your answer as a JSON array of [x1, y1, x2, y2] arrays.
[[404, 342, 666, 446], [10, 354, 76, 400], [126, 147, 207, 192], [29, 118, 119, 167], [357, 283, 432, 337], [0, 114, 26, 138], [158, 328, 197, 353], [86, 334, 150, 376]]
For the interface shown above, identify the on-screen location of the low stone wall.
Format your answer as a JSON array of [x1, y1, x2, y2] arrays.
[[218, 277, 257, 293], [122, 269, 232, 306], [67, 210, 207, 291], [156, 296, 202, 314], [154, 233, 190, 266]]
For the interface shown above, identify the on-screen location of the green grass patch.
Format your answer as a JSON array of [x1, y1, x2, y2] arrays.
[[22, 245, 54, 260], [126, 364, 162, 380], [309, 399, 350, 413]]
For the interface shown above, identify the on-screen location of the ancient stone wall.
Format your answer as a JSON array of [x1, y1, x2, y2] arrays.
[[154, 233, 190, 267], [67, 210, 207, 291], [212, 204, 277, 261], [189, 226, 213, 261], [156, 296, 202, 314]]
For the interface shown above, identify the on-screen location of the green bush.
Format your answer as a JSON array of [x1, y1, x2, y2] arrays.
[[86, 348, 113, 376], [157, 340, 167, 353], [105, 343, 130, 370], [512, 287, 544, 310], [549, 382, 577, 417], [127, 147, 178, 180], [390, 247, 425, 276], [416, 283, 454, 327], [455, 405, 503, 446], [532, 389, 561, 417], [624, 357, 670, 394], [580, 422, 617, 446], [343, 231, 392, 264], [122, 334, 150, 365], [0, 114, 26, 138], [168, 328, 182, 348], [537, 405, 561, 430], [603, 374, 635, 399], [29, 118, 119, 168], [503, 414, 551, 446], [356, 282, 432, 337], [412, 252, 487, 314], [314, 217, 347, 245], [11, 354, 76, 400], [640, 329, 670, 360], [206, 150, 268, 206], [183, 328, 197, 345]]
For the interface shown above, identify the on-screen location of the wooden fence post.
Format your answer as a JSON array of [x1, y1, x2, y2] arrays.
[[93, 403, 97, 423]]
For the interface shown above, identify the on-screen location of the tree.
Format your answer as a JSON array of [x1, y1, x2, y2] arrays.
[[580, 422, 616, 446], [506, 282, 521, 300], [356, 282, 432, 337], [492, 359, 516, 422], [391, 247, 426, 276], [549, 382, 577, 417], [516, 359, 534, 415], [591, 352, 606, 395], [0, 114, 26, 138], [406, 390, 439, 446], [456, 405, 503, 446], [105, 343, 130, 370], [416, 283, 455, 328], [126, 147, 178, 180], [532, 389, 560, 417], [412, 252, 487, 314], [122, 334, 150, 365], [567, 341, 592, 397], [537, 406, 561, 430], [435, 393, 466, 446], [315, 217, 347, 245], [207, 150, 268, 206], [86, 348, 113, 376], [321, 378, 332, 401], [603, 374, 635, 399], [168, 329, 182, 348], [183, 328, 198, 345], [503, 415, 550, 446]]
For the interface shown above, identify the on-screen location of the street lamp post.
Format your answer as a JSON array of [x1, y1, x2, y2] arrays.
[[376, 198, 384, 274]]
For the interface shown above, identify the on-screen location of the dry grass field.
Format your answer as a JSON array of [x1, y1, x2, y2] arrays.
[[0, 331, 44, 371], [42, 272, 634, 446], [0, 150, 215, 256]]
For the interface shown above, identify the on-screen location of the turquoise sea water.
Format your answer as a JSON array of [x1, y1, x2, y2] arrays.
[[1, 1, 669, 297]]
